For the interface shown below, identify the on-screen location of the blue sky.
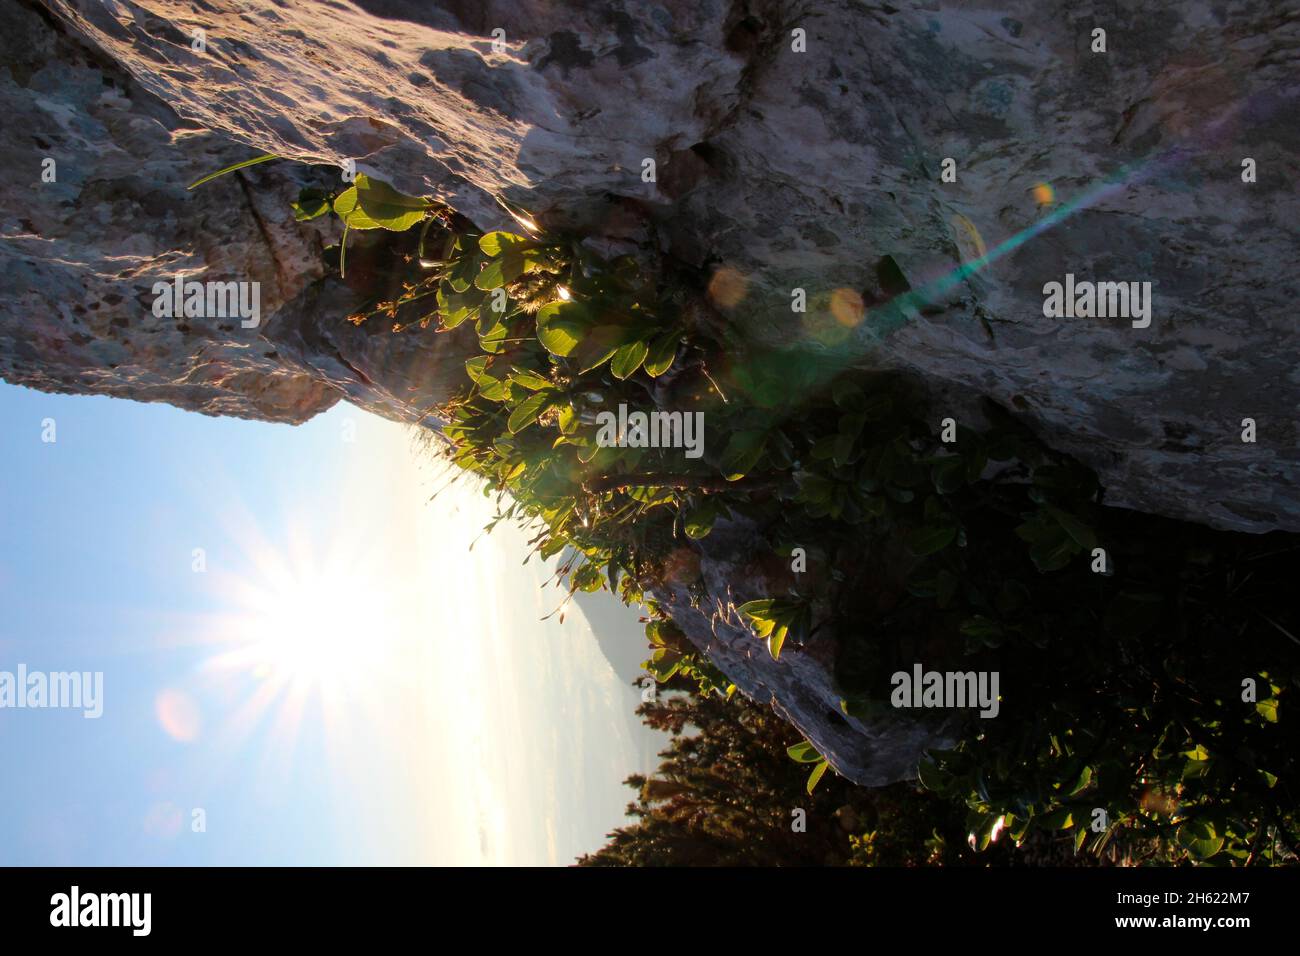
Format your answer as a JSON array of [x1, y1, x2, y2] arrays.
[[0, 382, 664, 865]]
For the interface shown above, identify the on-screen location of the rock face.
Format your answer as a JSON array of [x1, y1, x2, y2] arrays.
[[2, 0, 1296, 783], [0, 0, 478, 423]]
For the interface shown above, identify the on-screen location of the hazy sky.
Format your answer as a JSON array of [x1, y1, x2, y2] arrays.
[[0, 382, 664, 865]]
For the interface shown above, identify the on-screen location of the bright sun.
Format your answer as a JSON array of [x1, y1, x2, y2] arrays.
[[186, 510, 409, 754], [244, 570, 366, 687]]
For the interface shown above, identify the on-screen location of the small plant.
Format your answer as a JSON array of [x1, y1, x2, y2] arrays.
[[737, 599, 811, 660], [787, 740, 832, 794]]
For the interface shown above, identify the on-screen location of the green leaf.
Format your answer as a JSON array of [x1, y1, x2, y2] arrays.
[[644, 648, 683, 682], [507, 390, 553, 434], [721, 429, 767, 481], [805, 759, 829, 794], [478, 320, 509, 354], [737, 599, 777, 638], [646, 620, 685, 648], [474, 233, 550, 289], [465, 355, 490, 383], [448, 242, 483, 291], [475, 307, 506, 338], [572, 563, 604, 592], [557, 403, 578, 435], [475, 250, 530, 290], [291, 189, 330, 221], [509, 368, 552, 391], [737, 599, 776, 618], [917, 758, 947, 793], [1176, 819, 1224, 859], [610, 338, 650, 380], [787, 741, 822, 764], [577, 441, 611, 465], [478, 231, 525, 256], [749, 601, 808, 662], [536, 302, 590, 357], [1045, 504, 1098, 551], [644, 330, 679, 377], [437, 285, 481, 329], [964, 443, 989, 483], [482, 306, 517, 338], [187, 153, 279, 189], [1256, 698, 1279, 722], [959, 615, 1004, 648], [574, 325, 633, 373], [767, 623, 790, 660], [684, 501, 719, 540], [811, 434, 839, 461], [1067, 765, 1094, 796], [906, 525, 957, 556], [1027, 525, 1078, 572], [1040, 808, 1074, 831], [478, 373, 511, 402], [356, 173, 429, 210], [354, 174, 430, 231], [332, 186, 383, 230], [931, 456, 965, 494], [838, 411, 866, 438], [832, 430, 857, 467]]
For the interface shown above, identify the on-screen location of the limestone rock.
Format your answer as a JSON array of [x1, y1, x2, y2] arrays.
[[26, 0, 1296, 529]]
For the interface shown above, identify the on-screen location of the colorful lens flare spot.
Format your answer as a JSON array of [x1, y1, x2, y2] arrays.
[[829, 288, 866, 327], [949, 214, 988, 266], [707, 266, 748, 309], [155, 688, 201, 743]]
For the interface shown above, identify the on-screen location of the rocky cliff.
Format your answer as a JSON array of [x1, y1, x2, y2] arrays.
[[2, 0, 1296, 784]]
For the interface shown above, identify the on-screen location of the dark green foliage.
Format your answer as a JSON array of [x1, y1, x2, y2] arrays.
[[578, 687, 1106, 866]]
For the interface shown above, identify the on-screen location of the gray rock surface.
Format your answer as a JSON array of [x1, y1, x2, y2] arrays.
[[14, 0, 1296, 528], [2, 0, 1297, 783], [1, 0, 478, 423]]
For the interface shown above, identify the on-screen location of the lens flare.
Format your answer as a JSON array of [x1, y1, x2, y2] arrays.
[[155, 688, 201, 742], [829, 288, 866, 327], [707, 266, 748, 309]]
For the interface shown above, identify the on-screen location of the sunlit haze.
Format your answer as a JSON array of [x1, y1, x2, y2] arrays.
[[0, 384, 663, 865]]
